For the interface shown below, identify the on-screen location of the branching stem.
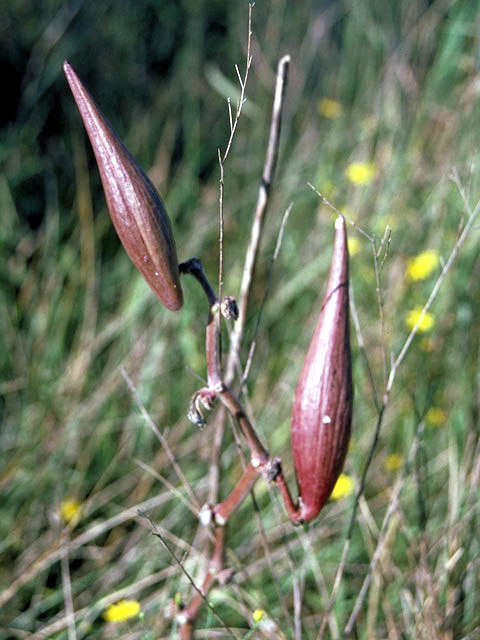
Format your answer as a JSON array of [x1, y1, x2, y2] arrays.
[[174, 29, 293, 636], [177, 257, 301, 634]]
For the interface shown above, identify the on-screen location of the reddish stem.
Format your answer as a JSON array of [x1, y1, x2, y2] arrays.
[[181, 258, 270, 465], [214, 462, 259, 524], [216, 387, 269, 466], [179, 527, 229, 628], [181, 258, 301, 521], [274, 469, 303, 524], [178, 257, 302, 637]]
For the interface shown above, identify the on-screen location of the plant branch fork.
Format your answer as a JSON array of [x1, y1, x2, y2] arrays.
[[179, 257, 301, 529]]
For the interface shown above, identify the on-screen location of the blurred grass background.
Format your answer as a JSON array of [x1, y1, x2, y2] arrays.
[[1, 0, 480, 638]]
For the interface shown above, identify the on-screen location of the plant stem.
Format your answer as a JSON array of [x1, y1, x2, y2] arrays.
[[180, 258, 270, 466], [178, 256, 302, 635], [176, 49, 293, 638], [209, 53, 291, 505], [213, 463, 258, 524]]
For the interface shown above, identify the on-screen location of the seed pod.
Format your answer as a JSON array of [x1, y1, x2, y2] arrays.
[[63, 61, 183, 311], [291, 215, 353, 523]]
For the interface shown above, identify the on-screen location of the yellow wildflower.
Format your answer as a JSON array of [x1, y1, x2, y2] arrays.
[[348, 236, 360, 256], [331, 473, 355, 500], [60, 499, 82, 524], [385, 453, 403, 471], [406, 250, 439, 281], [426, 407, 447, 427], [405, 307, 435, 332], [253, 609, 266, 623], [346, 162, 376, 186], [319, 98, 342, 119], [104, 600, 141, 623]]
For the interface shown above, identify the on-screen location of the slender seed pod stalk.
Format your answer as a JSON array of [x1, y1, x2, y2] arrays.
[[291, 215, 353, 523], [63, 61, 183, 310]]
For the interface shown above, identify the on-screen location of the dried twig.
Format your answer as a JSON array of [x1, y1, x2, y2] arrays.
[[218, 3, 254, 302], [225, 53, 291, 386], [242, 202, 293, 384], [210, 52, 291, 509], [0, 492, 193, 610], [61, 549, 77, 640], [342, 430, 421, 635], [121, 366, 201, 512], [139, 511, 238, 640]]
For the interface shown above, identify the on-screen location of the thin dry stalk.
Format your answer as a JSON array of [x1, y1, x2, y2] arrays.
[[225, 53, 291, 386], [210, 51, 290, 507], [349, 282, 380, 412], [266, 485, 307, 640], [298, 527, 340, 639], [221, 5, 253, 166], [141, 513, 238, 640], [33, 564, 181, 638], [242, 202, 293, 384], [249, 493, 297, 635], [390, 189, 480, 379], [0, 493, 189, 610], [133, 458, 201, 518], [61, 549, 77, 640], [218, 3, 253, 302], [371, 236, 389, 388], [121, 366, 201, 512]]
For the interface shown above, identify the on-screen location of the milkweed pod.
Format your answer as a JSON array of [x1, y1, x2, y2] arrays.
[[63, 61, 183, 310], [291, 215, 353, 522]]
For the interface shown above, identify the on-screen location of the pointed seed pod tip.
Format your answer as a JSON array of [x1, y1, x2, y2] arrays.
[[291, 215, 353, 522], [63, 60, 183, 310]]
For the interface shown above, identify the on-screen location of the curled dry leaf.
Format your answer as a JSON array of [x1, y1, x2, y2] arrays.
[[291, 215, 353, 522], [63, 61, 183, 310]]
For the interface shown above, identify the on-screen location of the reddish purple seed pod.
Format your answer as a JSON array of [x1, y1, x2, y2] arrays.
[[291, 215, 353, 523], [63, 61, 183, 311]]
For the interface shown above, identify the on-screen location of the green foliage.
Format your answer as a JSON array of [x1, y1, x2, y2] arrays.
[[1, 0, 480, 638]]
